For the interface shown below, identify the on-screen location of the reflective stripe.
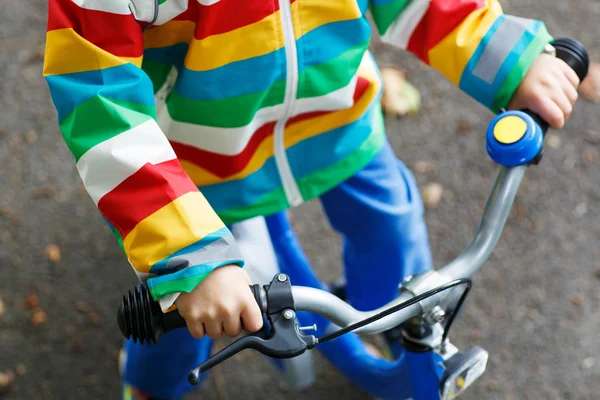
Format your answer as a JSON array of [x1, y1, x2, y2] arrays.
[[472, 16, 533, 84], [381, 0, 430, 49]]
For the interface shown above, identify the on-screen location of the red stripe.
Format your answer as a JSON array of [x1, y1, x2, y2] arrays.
[[406, 0, 485, 64], [170, 122, 276, 177], [194, 0, 293, 40], [98, 159, 198, 238], [170, 75, 370, 177], [48, 0, 144, 58]]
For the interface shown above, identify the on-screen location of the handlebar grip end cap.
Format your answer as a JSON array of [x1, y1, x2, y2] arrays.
[[486, 111, 543, 167]]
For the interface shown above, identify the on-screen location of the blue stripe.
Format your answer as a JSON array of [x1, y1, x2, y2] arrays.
[[147, 261, 240, 288], [200, 107, 376, 212], [200, 158, 282, 212], [46, 63, 155, 122], [144, 43, 189, 70], [297, 19, 370, 73], [288, 106, 375, 179], [174, 48, 286, 100], [149, 226, 232, 273], [459, 17, 541, 108]]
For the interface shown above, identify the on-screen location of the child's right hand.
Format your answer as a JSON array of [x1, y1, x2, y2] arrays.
[[175, 265, 264, 339]]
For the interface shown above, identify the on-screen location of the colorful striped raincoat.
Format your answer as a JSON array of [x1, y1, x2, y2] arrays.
[[44, 0, 553, 310]]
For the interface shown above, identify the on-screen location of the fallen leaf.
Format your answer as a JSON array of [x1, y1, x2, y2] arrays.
[[88, 312, 101, 326], [75, 300, 89, 313], [31, 186, 56, 199], [25, 129, 38, 144], [0, 208, 21, 225], [15, 365, 25, 376], [21, 290, 39, 309], [514, 204, 528, 218], [72, 340, 85, 353], [380, 68, 421, 117], [0, 370, 15, 394], [414, 161, 437, 175], [470, 329, 482, 340], [486, 380, 501, 391], [456, 120, 471, 135], [579, 62, 600, 103], [569, 293, 584, 305], [585, 130, 600, 144], [31, 309, 47, 326], [26, 46, 45, 63], [44, 244, 61, 263], [0, 298, 5, 318], [421, 183, 444, 209], [583, 147, 598, 164], [546, 134, 562, 149]]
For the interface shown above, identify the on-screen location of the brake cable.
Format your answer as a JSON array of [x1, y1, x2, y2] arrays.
[[317, 278, 472, 345]]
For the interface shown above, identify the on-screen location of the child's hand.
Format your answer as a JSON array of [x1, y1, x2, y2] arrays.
[[508, 53, 580, 129], [175, 265, 263, 339]]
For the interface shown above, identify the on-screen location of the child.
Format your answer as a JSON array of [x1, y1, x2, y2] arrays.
[[43, 0, 579, 398]]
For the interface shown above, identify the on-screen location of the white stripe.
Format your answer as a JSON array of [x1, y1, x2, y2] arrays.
[[197, 0, 220, 5], [154, 0, 190, 25], [71, 0, 131, 14], [157, 76, 360, 156], [158, 102, 284, 155], [381, 0, 431, 49], [76, 119, 177, 204], [293, 74, 358, 115]]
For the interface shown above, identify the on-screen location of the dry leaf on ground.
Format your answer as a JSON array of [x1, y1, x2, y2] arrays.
[[44, 244, 61, 263], [422, 183, 444, 209], [0, 370, 15, 394], [380, 68, 421, 117], [31, 309, 47, 326], [579, 62, 600, 103], [0, 298, 5, 318], [21, 290, 39, 309], [546, 134, 562, 149]]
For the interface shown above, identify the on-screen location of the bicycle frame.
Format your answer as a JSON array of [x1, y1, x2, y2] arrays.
[[231, 164, 526, 400]]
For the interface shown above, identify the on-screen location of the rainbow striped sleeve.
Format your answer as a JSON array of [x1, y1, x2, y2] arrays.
[[43, 0, 243, 309], [370, 0, 553, 113]]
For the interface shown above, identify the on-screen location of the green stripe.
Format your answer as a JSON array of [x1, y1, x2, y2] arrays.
[[141, 58, 172, 94], [112, 225, 127, 256], [158, 0, 169, 4], [297, 41, 368, 99], [60, 96, 155, 161], [149, 271, 211, 300], [167, 80, 286, 128], [491, 28, 553, 113], [369, 0, 411, 36], [218, 107, 385, 225]]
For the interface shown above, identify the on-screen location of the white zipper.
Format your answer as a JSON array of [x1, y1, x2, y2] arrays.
[[275, 0, 303, 207]]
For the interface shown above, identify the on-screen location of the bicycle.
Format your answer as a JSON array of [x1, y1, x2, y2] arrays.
[[116, 38, 589, 400]]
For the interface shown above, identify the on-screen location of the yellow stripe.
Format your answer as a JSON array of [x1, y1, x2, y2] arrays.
[[428, 0, 503, 85], [292, 0, 362, 40], [182, 55, 381, 187], [123, 192, 225, 272], [144, 20, 195, 49], [185, 12, 283, 72], [43, 28, 142, 76]]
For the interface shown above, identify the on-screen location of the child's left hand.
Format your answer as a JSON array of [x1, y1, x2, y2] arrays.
[[508, 53, 580, 130]]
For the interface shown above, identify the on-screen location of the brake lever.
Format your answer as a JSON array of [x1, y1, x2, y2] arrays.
[[188, 274, 318, 385]]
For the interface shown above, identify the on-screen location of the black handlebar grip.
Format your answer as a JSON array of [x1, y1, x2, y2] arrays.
[[117, 284, 264, 344], [522, 37, 589, 137]]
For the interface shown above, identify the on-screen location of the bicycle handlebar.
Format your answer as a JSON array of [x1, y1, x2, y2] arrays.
[[116, 37, 589, 357]]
